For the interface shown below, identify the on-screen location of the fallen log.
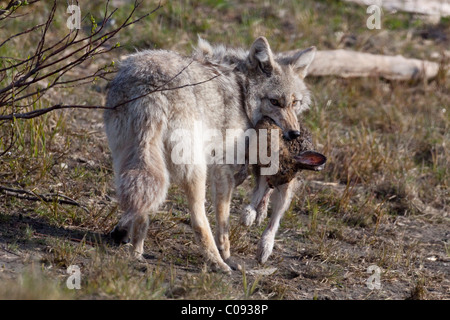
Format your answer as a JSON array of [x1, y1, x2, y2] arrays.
[[343, 0, 450, 17], [307, 49, 441, 80]]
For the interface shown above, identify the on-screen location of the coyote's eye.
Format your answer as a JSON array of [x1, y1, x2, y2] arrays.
[[269, 99, 280, 107], [292, 100, 301, 106]]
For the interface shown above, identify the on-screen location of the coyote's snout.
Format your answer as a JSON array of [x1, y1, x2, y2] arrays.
[[104, 36, 317, 272]]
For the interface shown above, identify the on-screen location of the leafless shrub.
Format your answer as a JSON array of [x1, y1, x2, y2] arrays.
[[0, 0, 161, 121]]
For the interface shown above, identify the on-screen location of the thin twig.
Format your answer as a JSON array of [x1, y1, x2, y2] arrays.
[[0, 71, 223, 120], [0, 185, 89, 213], [0, 22, 46, 49]]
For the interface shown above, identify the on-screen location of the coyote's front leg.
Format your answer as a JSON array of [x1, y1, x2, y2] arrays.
[[257, 178, 300, 264], [241, 170, 273, 227]]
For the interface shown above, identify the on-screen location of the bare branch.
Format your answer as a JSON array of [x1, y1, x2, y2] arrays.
[[0, 0, 163, 111], [0, 22, 46, 49], [0, 63, 224, 121]]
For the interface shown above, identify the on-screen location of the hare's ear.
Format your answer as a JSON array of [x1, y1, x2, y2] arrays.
[[246, 37, 275, 76], [279, 46, 316, 79], [294, 150, 327, 171]]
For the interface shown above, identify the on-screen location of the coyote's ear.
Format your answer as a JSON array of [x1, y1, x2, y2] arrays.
[[247, 37, 275, 76], [196, 35, 213, 57], [294, 150, 326, 171], [281, 46, 316, 79]]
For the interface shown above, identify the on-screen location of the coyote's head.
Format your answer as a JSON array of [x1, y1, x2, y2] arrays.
[[239, 37, 316, 141]]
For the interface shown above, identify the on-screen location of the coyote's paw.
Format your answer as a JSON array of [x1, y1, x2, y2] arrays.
[[255, 207, 268, 226], [256, 236, 275, 264], [130, 246, 146, 262], [110, 226, 129, 245], [225, 257, 242, 272], [211, 261, 233, 274], [240, 205, 257, 226]]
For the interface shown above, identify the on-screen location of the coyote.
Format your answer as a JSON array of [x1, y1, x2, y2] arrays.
[[104, 36, 316, 272]]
